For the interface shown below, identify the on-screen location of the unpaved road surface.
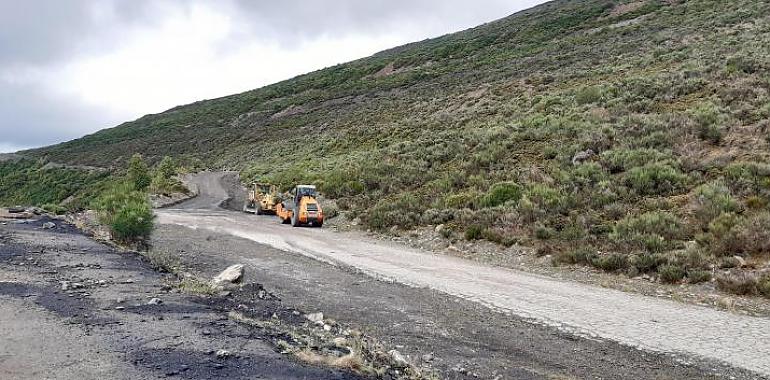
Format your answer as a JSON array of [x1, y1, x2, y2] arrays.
[[0, 218, 363, 380], [155, 172, 770, 379]]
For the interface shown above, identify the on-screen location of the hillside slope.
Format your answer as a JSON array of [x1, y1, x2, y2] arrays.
[[18, 0, 770, 289]]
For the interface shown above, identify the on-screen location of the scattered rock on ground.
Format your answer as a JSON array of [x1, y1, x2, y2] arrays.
[[305, 312, 324, 323], [734, 256, 747, 268], [571, 149, 595, 165], [147, 297, 163, 305], [42, 222, 56, 229], [388, 349, 409, 367], [211, 264, 244, 288], [215, 349, 232, 359]]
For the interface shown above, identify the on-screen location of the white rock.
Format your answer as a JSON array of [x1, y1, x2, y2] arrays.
[[211, 264, 244, 288], [215, 349, 231, 358], [305, 312, 324, 323], [388, 349, 408, 366], [147, 298, 162, 305], [733, 255, 747, 268], [42, 222, 56, 229]]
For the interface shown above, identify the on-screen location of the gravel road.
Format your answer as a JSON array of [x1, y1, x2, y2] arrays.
[[0, 218, 364, 380], [155, 172, 770, 379]]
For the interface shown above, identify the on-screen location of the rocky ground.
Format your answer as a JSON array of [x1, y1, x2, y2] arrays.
[[0, 217, 383, 380]]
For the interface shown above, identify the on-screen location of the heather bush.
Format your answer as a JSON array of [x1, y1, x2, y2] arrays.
[[624, 164, 688, 196], [658, 264, 687, 284], [366, 193, 424, 230], [693, 182, 740, 226], [480, 182, 522, 208], [716, 272, 758, 295], [522, 184, 569, 213], [611, 211, 683, 252], [600, 148, 672, 173]]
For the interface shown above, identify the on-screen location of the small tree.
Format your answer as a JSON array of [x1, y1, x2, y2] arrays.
[[156, 156, 177, 180], [127, 154, 151, 191], [150, 156, 185, 195]]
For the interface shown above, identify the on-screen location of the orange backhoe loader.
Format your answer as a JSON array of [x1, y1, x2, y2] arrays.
[[276, 185, 323, 227]]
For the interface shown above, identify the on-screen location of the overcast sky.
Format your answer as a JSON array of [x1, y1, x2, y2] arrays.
[[0, 0, 545, 153]]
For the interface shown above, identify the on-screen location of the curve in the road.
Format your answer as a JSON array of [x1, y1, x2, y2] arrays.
[[157, 172, 770, 378]]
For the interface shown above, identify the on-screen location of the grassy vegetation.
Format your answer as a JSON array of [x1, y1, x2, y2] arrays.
[[12, 0, 770, 294], [0, 155, 189, 246], [0, 158, 112, 210], [93, 182, 154, 243]]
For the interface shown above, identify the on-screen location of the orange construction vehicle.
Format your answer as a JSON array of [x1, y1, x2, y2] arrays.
[[243, 182, 279, 215], [276, 185, 324, 227]]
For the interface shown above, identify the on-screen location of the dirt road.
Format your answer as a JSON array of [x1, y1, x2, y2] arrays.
[[156, 172, 770, 379], [0, 218, 364, 380]]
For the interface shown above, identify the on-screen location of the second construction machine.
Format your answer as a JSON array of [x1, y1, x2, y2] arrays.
[[276, 185, 324, 227], [244, 182, 279, 215]]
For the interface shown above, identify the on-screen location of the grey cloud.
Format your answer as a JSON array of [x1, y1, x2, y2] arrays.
[[0, 0, 166, 66], [0, 80, 120, 149], [222, 0, 538, 45], [0, 1, 543, 152]]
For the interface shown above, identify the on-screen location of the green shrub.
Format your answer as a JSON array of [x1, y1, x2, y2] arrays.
[[42, 203, 67, 215], [552, 247, 596, 266], [155, 156, 177, 179], [600, 148, 672, 173], [687, 270, 713, 284], [534, 226, 555, 240], [480, 228, 517, 247], [759, 276, 770, 298], [691, 103, 724, 144], [701, 212, 770, 256], [734, 212, 770, 256], [321, 170, 366, 198], [465, 224, 485, 240], [127, 154, 151, 191], [590, 254, 629, 272], [693, 182, 740, 226], [522, 184, 569, 212], [632, 252, 669, 273], [611, 211, 683, 251], [716, 272, 758, 295], [624, 164, 688, 196], [746, 196, 768, 210], [421, 208, 454, 225], [718, 256, 741, 269], [570, 163, 607, 187], [723, 162, 770, 195], [366, 193, 424, 230], [480, 182, 522, 208], [94, 183, 154, 243], [575, 85, 603, 105], [445, 191, 480, 209], [658, 264, 687, 284]]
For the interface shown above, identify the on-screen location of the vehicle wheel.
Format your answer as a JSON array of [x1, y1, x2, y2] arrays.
[[256, 207, 263, 215], [291, 211, 301, 227], [315, 221, 323, 228]]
